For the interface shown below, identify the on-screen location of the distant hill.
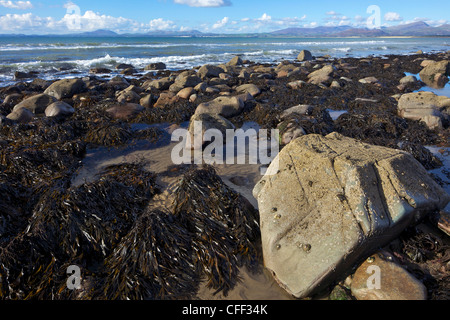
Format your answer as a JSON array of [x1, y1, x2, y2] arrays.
[[271, 21, 450, 37], [271, 26, 353, 37], [75, 29, 119, 37], [2, 22, 450, 38]]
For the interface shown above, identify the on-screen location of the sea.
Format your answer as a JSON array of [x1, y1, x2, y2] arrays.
[[0, 35, 450, 87]]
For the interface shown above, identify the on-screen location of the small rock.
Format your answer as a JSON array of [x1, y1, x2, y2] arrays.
[[351, 251, 427, 300], [194, 82, 208, 93], [399, 75, 418, 85], [116, 63, 134, 70], [120, 68, 137, 75], [13, 93, 57, 115], [177, 87, 195, 100], [6, 108, 34, 123], [330, 80, 341, 88], [44, 78, 87, 100], [297, 50, 313, 62], [307, 65, 334, 85], [14, 71, 38, 80], [145, 62, 167, 70], [236, 84, 261, 97], [421, 115, 443, 130], [226, 56, 244, 67], [45, 101, 75, 118], [198, 64, 225, 79], [3, 93, 22, 106], [154, 92, 180, 108], [117, 90, 141, 104], [187, 112, 235, 150], [398, 91, 450, 129], [359, 76, 379, 84], [143, 78, 173, 91], [419, 60, 450, 87], [287, 80, 306, 90], [89, 67, 112, 74], [106, 103, 144, 120], [195, 96, 244, 118], [280, 105, 314, 119], [140, 94, 153, 108]]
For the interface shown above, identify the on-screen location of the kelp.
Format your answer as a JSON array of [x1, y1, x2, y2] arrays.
[[172, 165, 261, 296], [92, 209, 198, 300], [0, 163, 158, 300]]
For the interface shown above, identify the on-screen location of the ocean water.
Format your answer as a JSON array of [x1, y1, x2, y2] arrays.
[[0, 36, 449, 87]]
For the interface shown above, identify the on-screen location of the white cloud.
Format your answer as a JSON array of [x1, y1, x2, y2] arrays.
[[173, 0, 231, 7], [326, 11, 340, 16], [384, 12, 403, 22], [257, 13, 272, 22], [0, 9, 185, 34], [303, 21, 318, 28], [149, 18, 176, 31], [0, 1, 33, 9], [212, 16, 229, 29], [401, 17, 448, 27]]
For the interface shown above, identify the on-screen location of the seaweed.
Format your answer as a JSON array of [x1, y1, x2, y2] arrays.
[[389, 226, 450, 300], [0, 163, 158, 300], [172, 165, 261, 296], [92, 209, 198, 300]]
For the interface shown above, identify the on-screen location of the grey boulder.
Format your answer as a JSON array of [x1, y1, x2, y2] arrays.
[[253, 132, 449, 299]]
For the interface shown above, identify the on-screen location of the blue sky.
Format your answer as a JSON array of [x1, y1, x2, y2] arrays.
[[0, 0, 449, 34]]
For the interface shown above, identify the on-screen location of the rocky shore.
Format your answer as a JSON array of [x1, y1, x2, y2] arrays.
[[0, 50, 449, 300]]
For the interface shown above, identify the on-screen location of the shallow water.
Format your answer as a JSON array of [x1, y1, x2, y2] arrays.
[[1, 36, 450, 87]]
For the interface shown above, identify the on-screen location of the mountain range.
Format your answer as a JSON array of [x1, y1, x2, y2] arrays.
[[271, 22, 450, 37], [1, 21, 450, 37]]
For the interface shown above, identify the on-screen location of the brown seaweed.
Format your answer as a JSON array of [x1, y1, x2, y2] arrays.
[[92, 209, 198, 300], [172, 165, 261, 296]]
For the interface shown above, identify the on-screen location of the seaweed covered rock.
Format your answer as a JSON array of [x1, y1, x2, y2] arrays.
[[173, 165, 261, 296], [253, 133, 450, 299]]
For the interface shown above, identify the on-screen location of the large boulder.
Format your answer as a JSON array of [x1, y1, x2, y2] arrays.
[[398, 91, 450, 129], [13, 93, 57, 115], [44, 78, 86, 100], [253, 132, 449, 299]]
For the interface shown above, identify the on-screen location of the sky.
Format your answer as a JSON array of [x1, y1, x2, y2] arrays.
[[0, 0, 449, 34]]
